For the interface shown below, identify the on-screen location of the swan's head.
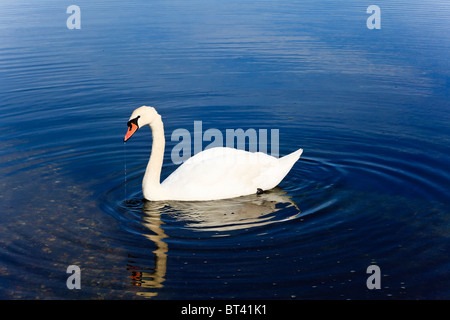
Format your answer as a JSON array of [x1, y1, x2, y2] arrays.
[[124, 106, 160, 142]]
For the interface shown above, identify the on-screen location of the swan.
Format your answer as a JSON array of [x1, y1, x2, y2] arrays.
[[124, 106, 303, 201]]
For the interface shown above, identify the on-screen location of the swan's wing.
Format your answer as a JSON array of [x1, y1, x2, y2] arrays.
[[161, 147, 281, 200]]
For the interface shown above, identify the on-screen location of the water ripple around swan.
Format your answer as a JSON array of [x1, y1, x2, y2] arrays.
[[1, 0, 449, 300]]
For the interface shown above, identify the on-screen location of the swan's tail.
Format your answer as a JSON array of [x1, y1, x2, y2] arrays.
[[256, 148, 303, 191], [273, 148, 303, 185], [279, 148, 303, 167]]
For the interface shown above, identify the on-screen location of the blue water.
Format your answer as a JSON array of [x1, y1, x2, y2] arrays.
[[1, 0, 449, 299]]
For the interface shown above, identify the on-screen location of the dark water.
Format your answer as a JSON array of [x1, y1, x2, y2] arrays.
[[1, 0, 449, 299]]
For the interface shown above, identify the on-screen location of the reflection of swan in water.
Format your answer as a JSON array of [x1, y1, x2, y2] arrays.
[[127, 206, 168, 298], [163, 187, 301, 232], [127, 187, 300, 297]]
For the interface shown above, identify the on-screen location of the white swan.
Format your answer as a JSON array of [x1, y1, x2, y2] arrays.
[[124, 106, 303, 201]]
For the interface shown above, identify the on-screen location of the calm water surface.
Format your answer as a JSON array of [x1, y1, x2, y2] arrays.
[[0, 0, 449, 299]]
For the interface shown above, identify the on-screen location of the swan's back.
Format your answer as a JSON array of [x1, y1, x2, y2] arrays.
[[161, 147, 302, 201]]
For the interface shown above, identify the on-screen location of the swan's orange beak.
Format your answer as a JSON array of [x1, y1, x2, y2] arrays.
[[124, 123, 138, 142]]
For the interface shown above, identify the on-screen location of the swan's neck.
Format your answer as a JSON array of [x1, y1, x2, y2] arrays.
[[142, 115, 165, 195]]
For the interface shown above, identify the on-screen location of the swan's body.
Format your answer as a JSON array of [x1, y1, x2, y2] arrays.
[[124, 106, 303, 201]]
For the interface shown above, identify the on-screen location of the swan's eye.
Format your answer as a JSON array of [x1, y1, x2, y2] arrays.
[[127, 115, 140, 129]]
